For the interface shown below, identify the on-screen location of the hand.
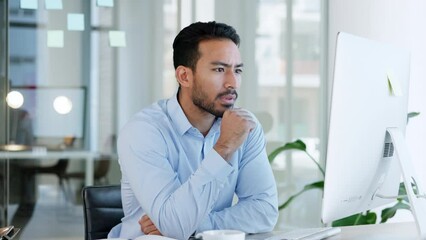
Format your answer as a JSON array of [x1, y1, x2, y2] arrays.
[[214, 108, 256, 160], [139, 215, 162, 235]]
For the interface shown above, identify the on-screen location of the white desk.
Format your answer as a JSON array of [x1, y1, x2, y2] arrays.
[[328, 222, 418, 240], [0, 150, 99, 186]]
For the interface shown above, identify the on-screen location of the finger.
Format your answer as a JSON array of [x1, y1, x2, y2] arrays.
[[141, 215, 150, 222], [228, 108, 254, 119], [143, 225, 158, 234], [141, 222, 156, 234], [148, 230, 162, 236], [139, 215, 156, 233], [140, 219, 151, 229], [138, 217, 144, 226], [234, 111, 256, 126]]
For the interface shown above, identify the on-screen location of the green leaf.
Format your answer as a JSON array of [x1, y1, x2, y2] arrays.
[[411, 177, 420, 195], [332, 211, 377, 226], [364, 211, 378, 225], [396, 182, 412, 202], [398, 182, 407, 195], [305, 151, 325, 177], [268, 139, 306, 163], [278, 181, 324, 210], [408, 112, 420, 119], [269, 139, 325, 178], [407, 112, 420, 124], [380, 201, 411, 223]]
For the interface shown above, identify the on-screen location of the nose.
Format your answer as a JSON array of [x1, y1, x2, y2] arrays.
[[224, 71, 240, 89]]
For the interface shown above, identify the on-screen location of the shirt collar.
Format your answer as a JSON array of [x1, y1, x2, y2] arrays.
[[166, 92, 193, 136], [166, 92, 222, 137]]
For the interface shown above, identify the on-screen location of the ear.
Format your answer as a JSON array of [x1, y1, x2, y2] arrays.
[[175, 66, 193, 87]]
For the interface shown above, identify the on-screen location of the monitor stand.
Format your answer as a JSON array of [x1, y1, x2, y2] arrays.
[[387, 127, 426, 240]]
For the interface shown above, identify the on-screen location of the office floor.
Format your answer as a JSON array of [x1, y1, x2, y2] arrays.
[[9, 185, 84, 240]]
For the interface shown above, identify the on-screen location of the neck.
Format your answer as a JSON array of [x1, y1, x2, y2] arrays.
[[177, 91, 215, 136]]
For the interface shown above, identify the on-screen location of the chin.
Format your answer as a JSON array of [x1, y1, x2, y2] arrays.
[[214, 106, 233, 117], [221, 103, 234, 109]]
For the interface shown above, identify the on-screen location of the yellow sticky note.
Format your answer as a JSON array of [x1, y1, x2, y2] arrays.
[[109, 31, 126, 47], [97, 0, 114, 7], [47, 30, 64, 48], [387, 73, 403, 97], [67, 13, 85, 31], [45, 0, 63, 10], [20, 0, 38, 9]]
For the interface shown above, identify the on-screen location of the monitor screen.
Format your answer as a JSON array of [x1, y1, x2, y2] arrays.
[[322, 32, 410, 223]]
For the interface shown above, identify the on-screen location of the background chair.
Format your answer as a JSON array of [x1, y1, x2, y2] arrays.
[[64, 156, 111, 185], [82, 185, 123, 240], [22, 158, 69, 197], [21, 136, 76, 200], [65, 156, 111, 202]]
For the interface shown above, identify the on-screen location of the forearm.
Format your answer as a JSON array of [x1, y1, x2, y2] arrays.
[[198, 122, 279, 234], [197, 191, 278, 234], [129, 150, 233, 240]]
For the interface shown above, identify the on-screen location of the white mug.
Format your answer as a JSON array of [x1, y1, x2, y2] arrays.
[[196, 230, 245, 240]]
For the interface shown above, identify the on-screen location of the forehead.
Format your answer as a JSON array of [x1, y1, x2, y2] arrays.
[[197, 39, 241, 64]]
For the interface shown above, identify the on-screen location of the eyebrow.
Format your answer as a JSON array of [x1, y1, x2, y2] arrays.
[[210, 61, 244, 68]]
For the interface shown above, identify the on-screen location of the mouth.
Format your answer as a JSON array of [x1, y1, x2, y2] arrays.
[[218, 94, 236, 105], [216, 89, 238, 107], [218, 93, 238, 106]]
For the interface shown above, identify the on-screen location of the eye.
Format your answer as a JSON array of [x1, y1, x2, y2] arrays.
[[213, 67, 225, 72], [235, 68, 243, 74]]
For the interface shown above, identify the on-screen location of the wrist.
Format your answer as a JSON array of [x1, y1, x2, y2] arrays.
[[214, 143, 233, 161]]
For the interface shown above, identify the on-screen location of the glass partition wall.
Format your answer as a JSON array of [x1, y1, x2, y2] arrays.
[[0, 0, 327, 238], [2, 0, 112, 237], [0, 0, 9, 228]]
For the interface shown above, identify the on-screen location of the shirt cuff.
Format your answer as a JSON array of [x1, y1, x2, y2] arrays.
[[201, 149, 234, 184]]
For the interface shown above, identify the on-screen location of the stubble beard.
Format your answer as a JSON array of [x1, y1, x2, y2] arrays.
[[192, 78, 238, 118]]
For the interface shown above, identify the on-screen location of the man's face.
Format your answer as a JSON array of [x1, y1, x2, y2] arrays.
[[190, 39, 243, 117]]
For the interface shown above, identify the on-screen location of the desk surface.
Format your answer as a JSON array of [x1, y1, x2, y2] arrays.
[[328, 222, 418, 240]]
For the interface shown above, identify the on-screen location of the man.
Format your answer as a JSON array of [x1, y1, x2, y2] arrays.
[[109, 21, 278, 240]]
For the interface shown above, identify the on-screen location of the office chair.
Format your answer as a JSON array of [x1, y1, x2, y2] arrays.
[[82, 185, 123, 240]]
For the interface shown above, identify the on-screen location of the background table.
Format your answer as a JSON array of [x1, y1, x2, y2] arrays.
[[0, 150, 99, 186]]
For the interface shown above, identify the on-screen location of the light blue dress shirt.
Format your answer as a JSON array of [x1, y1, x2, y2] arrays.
[[109, 94, 278, 240]]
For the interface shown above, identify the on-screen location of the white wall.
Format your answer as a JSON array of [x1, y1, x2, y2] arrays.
[[116, 0, 164, 130], [329, 0, 426, 221]]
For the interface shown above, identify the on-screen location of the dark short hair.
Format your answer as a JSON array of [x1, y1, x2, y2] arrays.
[[172, 21, 240, 70]]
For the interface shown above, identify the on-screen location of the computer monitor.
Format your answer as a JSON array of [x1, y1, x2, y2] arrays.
[[322, 32, 426, 238]]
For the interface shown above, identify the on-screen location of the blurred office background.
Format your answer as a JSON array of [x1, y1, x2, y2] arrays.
[[0, 0, 425, 239]]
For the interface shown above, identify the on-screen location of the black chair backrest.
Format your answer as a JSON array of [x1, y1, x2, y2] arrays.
[[82, 185, 124, 240]]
